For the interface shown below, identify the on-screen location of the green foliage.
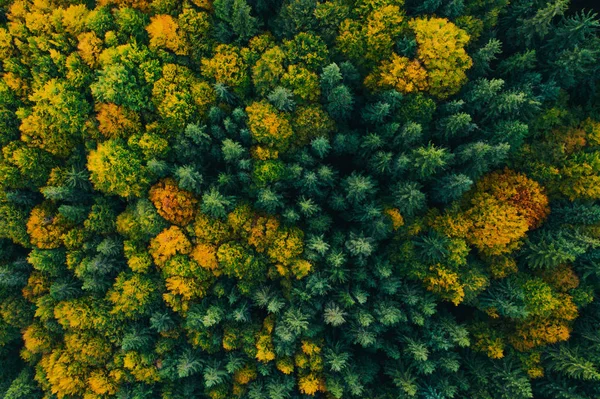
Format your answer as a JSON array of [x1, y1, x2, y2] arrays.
[[1, 0, 600, 398]]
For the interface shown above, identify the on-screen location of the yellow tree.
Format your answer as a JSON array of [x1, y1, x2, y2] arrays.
[[87, 139, 150, 198], [365, 53, 428, 94], [409, 17, 472, 99], [246, 101, 294, 152], [146, 14, 189, 55]]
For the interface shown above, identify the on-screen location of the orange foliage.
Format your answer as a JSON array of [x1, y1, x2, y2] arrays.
[[473, 169, 550, 229], [26, 205, 71, 249], [465, 193, 529, 256], [146, 14, 188, 55], [95, 103, 141, 139], [511, 317, 573, 352], [385, 208, 404, 230], [148, 226, 192, 267], [77, 32, 103, 68], [149, 178, 198, 226], [190, 242, 220, 273]]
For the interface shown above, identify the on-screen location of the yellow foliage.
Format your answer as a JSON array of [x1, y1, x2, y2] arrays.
[[194, 212, 232, 244], [53, 298, 109, 330], [385, 208, 404, 230], [222, 326, 239, 351], [252, 46, 286, 95], [146, 14, 188, 55], [161, 255, 214, 312], [122, 351, 160, 383], [301, 340, 321, 356], [190, 243, 220, 273], [77, 32, 103, 68], [247, 215, 280, 252], [488, 255, 518, 279], [123, 241, 153, 273], [149, 178, 198, 226], [26, 205, 70, 249], [281, 65, 321, 101], [291, 259, 312, 279], [201, 44, 248, 87], [409, 17, 472, 99], [583, 118, 600, 146], [473, 169, 550, 229], [108, 272, 156, 318], [276, 356, 295, 374], [3, 71, 29, 98], [149, 226, 192, 267], [152, 63, 216, 128], [267, 227, 305, 266], [511, 317, 573, 352], [470, 323, 505, 359], [23, 323, 52, 354], [431, 207, 472, 239], [255, 316, 275, 363], [63, 332, 111, 364], [87, 139, 150, 198], [227, 203, 254, 236], [521, 351, 544, 379], [97, 0, 150, 10], [465, 193, 529, 256], [87, 370, 117, 396], [337, 4, 404, 67], [19, 79, 89, 158], [298, 373, 326, 396], [62, 5, 89, 36], [365, 53, 428, 93], [39, 350, 87, 399], [251, 145, 279, 160], [22, 271, 50, 301], [246, 101, 294, 152], [423, 264, 465, 305]]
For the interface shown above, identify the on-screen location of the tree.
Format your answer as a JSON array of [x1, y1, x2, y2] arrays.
[[365, 53, 428, 94], [152, 64, 215, 130], [18, 79, 90, 158], [201, 45, 249, 90], [149, 178, 198, 226], [214, 0, 259, 43], [146, 14, 189, 55], [87, 139, 150, 198], [246, 101, 294, 152], [409, 17, 472, 98]]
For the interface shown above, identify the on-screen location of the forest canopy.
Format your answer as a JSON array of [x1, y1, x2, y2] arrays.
[[1, 0, 600, 398]]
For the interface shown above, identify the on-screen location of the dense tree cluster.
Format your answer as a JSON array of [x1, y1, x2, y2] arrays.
[[0, 0, 600, 398]]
